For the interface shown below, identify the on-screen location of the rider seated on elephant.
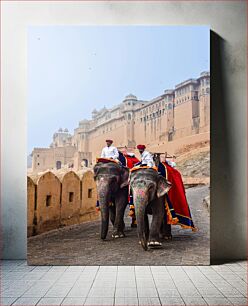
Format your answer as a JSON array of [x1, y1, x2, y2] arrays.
[[100, 139, 119, 161], [136, 144, 155, 168]]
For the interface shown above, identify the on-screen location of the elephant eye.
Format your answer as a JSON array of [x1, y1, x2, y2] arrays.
[[148, 183, 155, 191]]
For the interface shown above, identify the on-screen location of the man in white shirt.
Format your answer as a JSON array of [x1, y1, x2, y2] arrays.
[[101, 139, 119, 161], [136, 144, 155, 168]]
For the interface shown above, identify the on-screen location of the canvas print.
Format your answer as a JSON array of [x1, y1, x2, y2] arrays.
[[27, 26, 210, 265]]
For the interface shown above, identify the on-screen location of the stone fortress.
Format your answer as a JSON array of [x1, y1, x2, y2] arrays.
[[31, 71, 210, 172]]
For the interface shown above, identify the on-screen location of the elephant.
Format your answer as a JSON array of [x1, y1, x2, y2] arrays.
[[93, 161, 129, 240], [129, 168, 172, 251]]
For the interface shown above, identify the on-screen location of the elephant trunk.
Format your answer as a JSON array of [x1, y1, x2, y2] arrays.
[[97, 183, 111, 240], [134, 191, 148, 251], [100, 201, 109, 240]]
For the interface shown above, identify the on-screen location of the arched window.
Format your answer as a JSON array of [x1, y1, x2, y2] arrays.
[[56, 161, 62, 169], [82, 159, 88, 167]]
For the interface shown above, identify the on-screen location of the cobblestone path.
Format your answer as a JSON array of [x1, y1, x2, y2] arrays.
[[28, 186, 210, 265]]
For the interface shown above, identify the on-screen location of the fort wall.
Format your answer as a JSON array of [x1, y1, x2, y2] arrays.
[[27, 170, 99, 237], [59, 171, 81, 226], [31, 71, 210, 172]]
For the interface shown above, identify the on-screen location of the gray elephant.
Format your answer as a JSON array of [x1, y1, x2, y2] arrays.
[[130, 168, 171, 250], [93, 162, 129, 240]]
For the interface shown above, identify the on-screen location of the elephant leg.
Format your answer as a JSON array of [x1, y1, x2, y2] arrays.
[[138, 214, 149, 246], [112, 204, 126, 238], [109, 205, 116, 226], [160, 213, 172, 240], [144, 214, 149, 241], [112, 188, 128, 238], [148, 199, 164, 247]]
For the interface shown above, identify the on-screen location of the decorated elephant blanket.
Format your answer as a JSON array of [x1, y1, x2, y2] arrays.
[[158, 162, 197, 231], [118, 151, 140, 168]]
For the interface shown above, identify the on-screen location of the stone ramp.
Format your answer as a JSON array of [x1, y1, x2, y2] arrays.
[[28, 186, 210, 266]]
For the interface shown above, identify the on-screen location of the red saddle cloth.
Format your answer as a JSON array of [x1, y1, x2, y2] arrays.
[[161, 162, 197, 231], [123, 154, 140, 169]]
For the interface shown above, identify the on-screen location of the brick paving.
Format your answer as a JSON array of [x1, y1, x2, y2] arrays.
[[1, 260, 247, 305], [28, 186, 210, 265]]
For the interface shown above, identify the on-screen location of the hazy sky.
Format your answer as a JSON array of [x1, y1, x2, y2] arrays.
[[28, 25, 209, 154]]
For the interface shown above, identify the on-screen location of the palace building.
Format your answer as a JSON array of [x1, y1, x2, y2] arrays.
[[31, 71, 210, 172]]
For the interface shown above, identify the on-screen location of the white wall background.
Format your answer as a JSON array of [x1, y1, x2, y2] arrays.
[[1, 1, 247, 262]]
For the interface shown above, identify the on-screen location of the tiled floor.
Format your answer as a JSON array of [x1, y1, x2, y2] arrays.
[[0, 260, 247, 305]]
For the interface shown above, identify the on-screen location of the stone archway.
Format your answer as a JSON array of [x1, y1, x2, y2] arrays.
[[82, 159, 88, 167], [56, 161, 62, 169]]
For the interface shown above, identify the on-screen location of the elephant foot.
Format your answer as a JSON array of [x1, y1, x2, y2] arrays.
[[148, 241, 162, 248], [101, 232, 107, 240], [163, 234, 172, 241], [112, 231, 125, 239]]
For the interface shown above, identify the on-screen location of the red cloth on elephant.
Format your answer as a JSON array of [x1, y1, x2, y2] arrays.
[[124, 154, 140, 169], [124, 154, 140, 204], [161, 162, 197, 231]]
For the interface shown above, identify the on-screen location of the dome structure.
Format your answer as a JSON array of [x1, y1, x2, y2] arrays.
[[92, 109, 98, 118], [79, 119, 89, 128], [123, 94, 137, 102], [79, 119, 88, 124], [58, 128, 63, 132], [64, 128, 69, 133]]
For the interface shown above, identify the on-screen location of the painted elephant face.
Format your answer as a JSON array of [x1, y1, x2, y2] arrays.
[[94, 162, 129, 195], [130, 169, 171, 202]]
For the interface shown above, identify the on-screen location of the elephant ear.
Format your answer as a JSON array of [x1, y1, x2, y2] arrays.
[[120, 167, 130, 188], [93, 163, 101, 180], [157, 176, 172, 198]]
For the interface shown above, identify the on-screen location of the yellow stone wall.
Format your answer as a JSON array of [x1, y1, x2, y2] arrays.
[[60, 171, 81, 226], [27, 170, 99, 237], [80, 171, 98, 222], [36, 172, 61, 234]]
